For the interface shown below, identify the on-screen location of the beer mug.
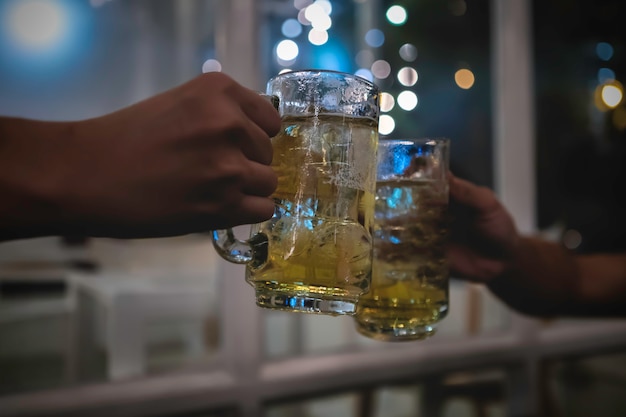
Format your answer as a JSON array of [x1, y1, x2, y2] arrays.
[[212, 70, 380, 315], [354, 138, 450, 340]]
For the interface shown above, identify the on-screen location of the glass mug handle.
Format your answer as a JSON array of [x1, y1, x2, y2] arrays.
[[210, 94, 279, 265]]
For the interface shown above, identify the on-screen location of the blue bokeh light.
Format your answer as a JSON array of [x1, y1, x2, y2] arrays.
[[281, 18, 302, 38], [598, 67, 616, 83], [365, 29, 385, 48], [0, 0, 94, 78], [596, 42, 614, 61]]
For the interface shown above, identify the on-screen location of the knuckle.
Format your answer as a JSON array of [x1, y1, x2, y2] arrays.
[[212, 158, 248, 184], [201, 71, 236, 89]]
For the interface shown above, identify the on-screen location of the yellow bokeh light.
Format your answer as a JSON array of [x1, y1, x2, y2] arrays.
[[601, 85, 623, 108], [594, 80, 624, 111], [454, 69, 475, 89]]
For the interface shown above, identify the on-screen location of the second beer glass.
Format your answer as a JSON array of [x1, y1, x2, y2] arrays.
[[355, 138, 450, 340]]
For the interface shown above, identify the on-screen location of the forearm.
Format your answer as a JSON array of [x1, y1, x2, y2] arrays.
[[572, 252, 626, 316], [492, 236, 626, 317], [0, 116, 75, 241]]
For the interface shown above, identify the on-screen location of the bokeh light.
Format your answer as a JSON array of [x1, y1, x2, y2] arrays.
[[281, 18, 302, 38], [397, 90, 418, 111], [201, 58, 222, 73], [305, 3, 327, 22], [454, 68, 475, 89], [371, 59, 391, 79], [397, 67, 418, 86], [380, 92, 395, 112], [365, 29, 385, 48], [308, 28, 328, 46], [386, 5, 407, 25], [276, 39, 299, 61], [379, 114, 396, 135], [594, 80, 624, 111], [294, 0, 313, 10], [596, 42, 614, 61], [315, 0, 332, 15], [297, 9, 311, 25], [562, 229, 582, 250], [601, 84, 623, 108], [5, 0, 68, 50], [310, 13, 331, 31], [598, 68, 616, 83], [399, 43, 418, 62]]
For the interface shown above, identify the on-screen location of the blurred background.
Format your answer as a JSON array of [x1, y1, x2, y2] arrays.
[[0, 0, 625, 416]]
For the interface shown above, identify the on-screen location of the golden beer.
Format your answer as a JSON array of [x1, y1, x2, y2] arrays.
[[247, 114, 378, 314], [211, 70, 380, 315], [355, 177, 449, 340]]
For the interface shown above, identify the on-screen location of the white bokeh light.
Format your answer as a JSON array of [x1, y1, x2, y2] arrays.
[[397, 91, 418, 111], [399, 43, 418, 62], [380, 92, 395, 112], [201, 59, 222, 73], [276, 39, 299, 61], [386, 5, 407, 25], [379, 115, 396, 135], [397, 67, 418, 86], [6, 0, 68, 50], [310, 13, 332, 31], [315, 0, 332, 15], [308, 29, 328, 46], [602, 84, 623, 108], [305, 3, 327, 22]]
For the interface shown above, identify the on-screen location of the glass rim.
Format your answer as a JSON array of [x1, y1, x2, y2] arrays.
[[268, 68, 379, 92]]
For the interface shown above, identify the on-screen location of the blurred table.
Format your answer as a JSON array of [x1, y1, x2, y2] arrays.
[[69, 271, 216, 381]]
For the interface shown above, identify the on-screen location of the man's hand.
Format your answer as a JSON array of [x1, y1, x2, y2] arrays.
[[0, 72, 281, 239]]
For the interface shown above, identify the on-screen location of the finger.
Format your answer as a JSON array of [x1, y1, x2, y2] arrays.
[[446, 243, 506, 283], [210, 100, 274, 166], [449, 175, 501, 213], [235, 115, 275, 166], [239, 195, 276, 222], [241, 162, 278, 197], [227, 195, 276, 227], [232, 86, 282, 137]]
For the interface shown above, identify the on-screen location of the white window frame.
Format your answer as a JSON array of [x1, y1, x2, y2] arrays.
[[2, 1, 626, 416]]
